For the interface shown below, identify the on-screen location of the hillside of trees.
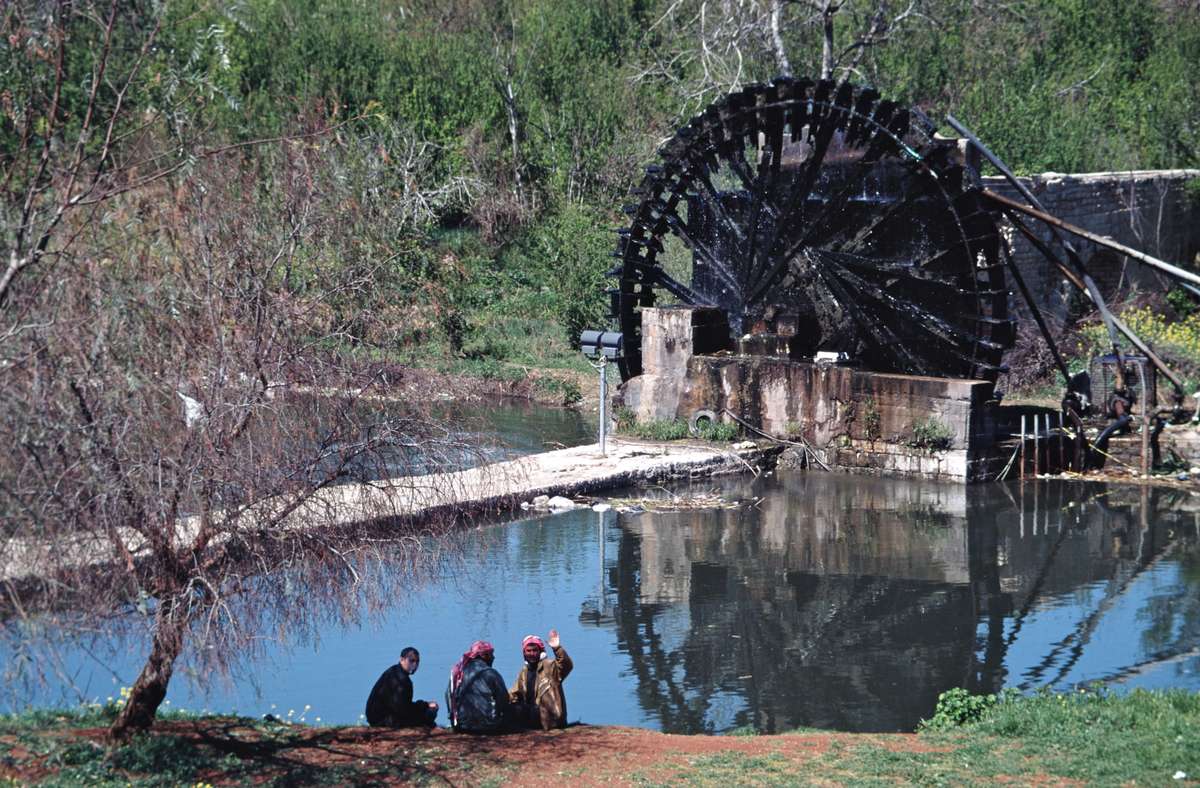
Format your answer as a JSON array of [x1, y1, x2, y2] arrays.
[[5, 0, 1197, 373]]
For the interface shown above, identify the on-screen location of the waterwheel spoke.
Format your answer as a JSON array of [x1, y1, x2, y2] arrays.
[[744, 119, 840, 306], [812, 256, 928, 373], [614, 79, 1011, 382], [662, 207, 744, 297], [685, 161, 747, 247], [820, 255, 1000, 359], [650, 266, 712, 306]]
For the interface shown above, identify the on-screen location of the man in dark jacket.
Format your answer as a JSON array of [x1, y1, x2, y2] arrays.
[[446, 640, 510, 733], [365, 646, 438, 727]]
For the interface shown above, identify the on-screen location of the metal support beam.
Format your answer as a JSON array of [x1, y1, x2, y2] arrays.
[[982, 188, 1200, 290], [1005, 212, 1188, 406], [946, 114, 1130, 391]]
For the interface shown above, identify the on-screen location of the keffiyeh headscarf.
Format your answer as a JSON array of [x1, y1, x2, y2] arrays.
[[522, 635, 546, 652], [448, 640, 494, 722]]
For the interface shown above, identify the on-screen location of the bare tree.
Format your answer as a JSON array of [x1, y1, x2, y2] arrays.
[[633, 0, 930, 115], [2, 1, 198, 307], [1, 3, 492, 740], [0, 138, 493, 738]]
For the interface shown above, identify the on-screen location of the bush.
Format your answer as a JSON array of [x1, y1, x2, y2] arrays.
[[533, 375, 582, 406], [626, 419, 690, 441], [619, 417, 739, 442], [920, 688, 1000, 730], [1167, 287, 1200, 319], [697, 420, 740, 442], [908, 417, 954, 452], [1078, 306, 1200, 392]]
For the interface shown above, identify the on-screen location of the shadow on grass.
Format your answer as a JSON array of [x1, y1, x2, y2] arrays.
[[187, 719, 462, 786]]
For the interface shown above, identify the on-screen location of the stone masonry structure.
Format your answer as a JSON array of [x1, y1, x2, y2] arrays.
[[620, 306, 1003, 483], [982, 170, 1200, 318]]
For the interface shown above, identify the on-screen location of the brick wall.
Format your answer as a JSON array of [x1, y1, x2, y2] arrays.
[[982, 170, 1200, 318]]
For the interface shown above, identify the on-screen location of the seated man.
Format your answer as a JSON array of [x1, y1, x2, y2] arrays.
[[446, 640, 510, 733], [509, 629, 573, 730], [365, 646, 438, 727]]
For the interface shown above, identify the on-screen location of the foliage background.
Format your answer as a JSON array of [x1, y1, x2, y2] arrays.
[[4, 0, 1200, 372]]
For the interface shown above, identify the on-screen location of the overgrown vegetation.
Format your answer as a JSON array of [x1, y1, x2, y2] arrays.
[[908, 417, 955, 452], [1078, 306, 1200, 394], [862, 398, 882, 441], [620, 417, 740, 442]]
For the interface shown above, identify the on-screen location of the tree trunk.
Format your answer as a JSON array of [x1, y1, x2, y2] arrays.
[[109, 598, 185, 740], [820, 1, 836, 79], [770, 0, 792, 76], [503, 76, 522, 198]]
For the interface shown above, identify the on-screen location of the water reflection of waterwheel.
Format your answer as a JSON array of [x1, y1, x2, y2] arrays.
[[611, 78, 1014, 382]]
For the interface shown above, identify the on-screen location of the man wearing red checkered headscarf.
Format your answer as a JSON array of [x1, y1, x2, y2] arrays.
[[508, 628, 573, 730]]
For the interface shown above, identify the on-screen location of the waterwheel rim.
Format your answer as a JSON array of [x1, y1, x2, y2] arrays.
[[610, 77, 1013, 382]]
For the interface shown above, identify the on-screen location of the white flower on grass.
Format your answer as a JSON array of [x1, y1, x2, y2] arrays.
[[1174, 772, 1187, 780]]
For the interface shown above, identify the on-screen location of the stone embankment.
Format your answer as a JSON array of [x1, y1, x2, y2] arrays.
[[308, 438, 780, 525], [0, 440, 779, 582]]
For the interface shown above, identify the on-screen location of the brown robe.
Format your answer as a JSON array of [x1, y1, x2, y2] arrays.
[[508, 645, 573, 730]]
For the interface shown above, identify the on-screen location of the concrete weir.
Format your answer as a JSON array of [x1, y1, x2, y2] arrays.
[[0, 440, 778, 583], [621, 306, 1007, 483], [307, 439, 779, 526]]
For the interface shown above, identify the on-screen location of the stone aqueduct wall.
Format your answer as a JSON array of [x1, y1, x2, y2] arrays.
[[981, 170, 1200, 317], [620, 307, 1002, 482]]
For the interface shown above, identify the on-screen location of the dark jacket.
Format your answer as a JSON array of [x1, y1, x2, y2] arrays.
[[447, 658, 509, 732], [509, 645, 573, 730], [365, 664, 433, 727]]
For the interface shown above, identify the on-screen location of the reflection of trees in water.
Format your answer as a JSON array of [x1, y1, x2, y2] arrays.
[[598, 475, 1200, 734], [0, 523, 475, 715]]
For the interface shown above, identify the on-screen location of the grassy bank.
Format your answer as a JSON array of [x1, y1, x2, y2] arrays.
[[2, 689, 1197, 785]]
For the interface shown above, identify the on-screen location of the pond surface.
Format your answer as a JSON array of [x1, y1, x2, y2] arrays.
[[3, 405, 1199, 734]]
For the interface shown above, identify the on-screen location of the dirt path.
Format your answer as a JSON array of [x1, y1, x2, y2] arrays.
[[5, 721, 947, 786]]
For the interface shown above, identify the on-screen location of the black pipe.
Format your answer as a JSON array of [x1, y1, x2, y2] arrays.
[[1151, 414, 1166, 468], [1063, 404, 1086, 471], [1091, 415, 1133, 470]]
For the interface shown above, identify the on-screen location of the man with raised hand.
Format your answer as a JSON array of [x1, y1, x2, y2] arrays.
[[509, 628, 573, 730]]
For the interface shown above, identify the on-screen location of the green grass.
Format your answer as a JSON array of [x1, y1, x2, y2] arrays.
[[620, 418, 741, 442], [3, 691, 1198, 785], [853, 688, 1200, 786], [674, 752, 794, 786]]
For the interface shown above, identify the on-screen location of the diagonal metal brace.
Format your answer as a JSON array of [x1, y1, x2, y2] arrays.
[[946, 114, 1131, 392]]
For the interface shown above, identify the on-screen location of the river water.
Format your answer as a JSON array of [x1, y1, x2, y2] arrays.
[[2, 404, 1198, 734]]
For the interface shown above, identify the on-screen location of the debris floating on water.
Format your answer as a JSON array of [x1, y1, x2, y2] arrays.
[[599, 489, 742, 513]]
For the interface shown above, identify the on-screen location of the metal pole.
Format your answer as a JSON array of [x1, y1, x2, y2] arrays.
[[1034, 414, 1041, 477], [1036, 412, 1046, 472], [983, 188, 1200, 290], [599, 359, 608, 456], [1000, 242, 1072, 386], [1058, 413, 1065, 473], [1138, 363, 1150, 479], [1020, 414, 1027, 481]]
